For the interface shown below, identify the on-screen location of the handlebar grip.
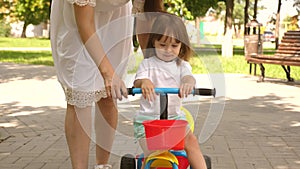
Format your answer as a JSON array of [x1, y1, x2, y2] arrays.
[[127, 88, 134, 95], [193, 88, 216, 97]]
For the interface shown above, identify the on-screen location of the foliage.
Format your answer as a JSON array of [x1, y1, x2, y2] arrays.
[[233, 2, 247, 25], [0, 20, 11, 37], [283, 15, 300, 30], [184, 0, 220, 17], [0, 0, 12, 20], [14, 0, 50, 25], [214, 0, 265, 23], [164, 0, 193, 20], [294, 0, 300, 12], [12, 0, 51, 37]]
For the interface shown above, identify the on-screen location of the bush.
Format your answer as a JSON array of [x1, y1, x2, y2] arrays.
[[0, 20, 11, 37]]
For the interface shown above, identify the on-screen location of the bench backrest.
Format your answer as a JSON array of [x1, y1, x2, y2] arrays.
[[276, 31, 300, 58]]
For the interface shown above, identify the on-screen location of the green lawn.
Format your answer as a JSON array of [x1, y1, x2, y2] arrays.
[[0, 37, 50, 48], [0, 37, 299, 81], [0, 50, 53, 66]]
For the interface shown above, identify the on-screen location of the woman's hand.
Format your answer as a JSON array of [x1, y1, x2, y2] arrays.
[[102, 71, 128, 101]]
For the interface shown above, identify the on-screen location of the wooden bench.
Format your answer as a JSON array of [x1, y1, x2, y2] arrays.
[[245, 30, 300, 81]]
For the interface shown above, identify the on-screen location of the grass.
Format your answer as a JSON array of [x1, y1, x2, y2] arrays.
[[0, 50, 53, 66], [0, 37, 50, 48], [192, 52, 300, 81], [0, 37, 52, 65], [0, 37, 299, 81]]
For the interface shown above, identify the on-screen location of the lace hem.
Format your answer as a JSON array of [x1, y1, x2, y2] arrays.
[[67, 0, 96, 7], [65, 88, 107, 108]]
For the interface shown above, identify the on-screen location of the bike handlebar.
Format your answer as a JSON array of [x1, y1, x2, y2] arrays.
[[127, 88, 216, 97]]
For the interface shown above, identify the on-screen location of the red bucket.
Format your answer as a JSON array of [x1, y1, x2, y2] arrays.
[[142, 120, 188, 150]]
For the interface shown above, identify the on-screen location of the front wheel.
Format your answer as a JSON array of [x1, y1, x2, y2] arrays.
[[120, 154, 136, 169]]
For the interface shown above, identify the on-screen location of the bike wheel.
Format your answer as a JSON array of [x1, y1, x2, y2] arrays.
[[120, 154, 136, 169]]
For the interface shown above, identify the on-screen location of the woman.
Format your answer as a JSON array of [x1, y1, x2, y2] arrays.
[[50, 0, 133, 169]]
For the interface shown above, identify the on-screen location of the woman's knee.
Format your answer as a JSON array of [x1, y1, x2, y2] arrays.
[[97, 97, 116, 108]]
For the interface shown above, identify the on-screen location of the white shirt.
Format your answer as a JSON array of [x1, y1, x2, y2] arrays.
[[135, 56, 193, 117]]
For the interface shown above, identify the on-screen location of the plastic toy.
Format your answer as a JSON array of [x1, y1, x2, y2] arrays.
[[120, 88, 215, 169]]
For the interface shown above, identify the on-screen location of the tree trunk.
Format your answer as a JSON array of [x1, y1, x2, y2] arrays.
[[21, 21, 27, 38], [244, 0, 249, 35], [253, 0, 258, 19], [275, 0, 281, 49], [195, 17, 200, 45], [252, 0, 259, 36], [222, 0, 234, 57]]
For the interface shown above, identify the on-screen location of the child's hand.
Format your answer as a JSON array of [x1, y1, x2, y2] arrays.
[[140, 79, 156, 102], [179, 83, 194, 98], [179, 75, 196, 98]]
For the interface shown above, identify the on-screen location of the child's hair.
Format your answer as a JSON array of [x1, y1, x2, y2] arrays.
[[144, 13, 194, 61]]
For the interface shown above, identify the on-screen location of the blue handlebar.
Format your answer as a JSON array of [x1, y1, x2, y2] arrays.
[[127, 88, 215, 97], [132, 88, 179, 94]]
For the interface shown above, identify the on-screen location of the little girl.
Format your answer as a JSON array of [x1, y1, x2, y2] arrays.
[[133, 13, 207, 169]]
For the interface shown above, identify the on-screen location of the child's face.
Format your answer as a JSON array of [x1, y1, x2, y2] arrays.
[[154, 36, 181, 62]]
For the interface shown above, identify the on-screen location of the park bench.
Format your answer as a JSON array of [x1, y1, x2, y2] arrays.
[[245, 30, 300, 82]]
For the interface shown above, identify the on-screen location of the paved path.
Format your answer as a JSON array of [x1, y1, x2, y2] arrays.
[[0, 62, 300, 169]]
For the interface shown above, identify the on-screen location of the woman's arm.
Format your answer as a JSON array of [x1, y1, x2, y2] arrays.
[[73, 4, 95, 43], [73, 4, 127, 99]]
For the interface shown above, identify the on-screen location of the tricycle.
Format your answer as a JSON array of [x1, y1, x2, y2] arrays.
[[120, 87, 215, 169]]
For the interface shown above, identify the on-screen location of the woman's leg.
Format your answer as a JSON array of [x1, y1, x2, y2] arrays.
[[94, 97, 118, 165], [138, 139, 157, 169], [65, 104, 92, 169], [184, 131, 207, 169]]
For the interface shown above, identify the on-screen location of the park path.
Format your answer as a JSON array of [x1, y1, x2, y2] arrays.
[[0, 62, 300, 169]]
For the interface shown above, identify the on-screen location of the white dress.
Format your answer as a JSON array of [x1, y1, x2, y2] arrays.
[[50, 0, 133, 108]]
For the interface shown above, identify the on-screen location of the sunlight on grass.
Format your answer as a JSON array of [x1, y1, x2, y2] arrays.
[[0, 50, 53, 66], [191, 53, 300, 81], [0, 37, 50, 48]]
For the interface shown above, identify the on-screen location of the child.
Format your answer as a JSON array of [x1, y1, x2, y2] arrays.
[[133, 13, 207, 169]]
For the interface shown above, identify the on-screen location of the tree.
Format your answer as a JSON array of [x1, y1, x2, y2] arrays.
[[0, 0, 13, 20], [275, 0, 282, 49], [233, 0, 245, 37], [294, 0, 300, 12], [244, 0, 249, 35], [253, 0, 258, 19], [164, 0, 193, 20], [14, 0, 50, 38], [184, 0, 220, 44], [184, 0, 220, 17], [221, 0, 234, 57]]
